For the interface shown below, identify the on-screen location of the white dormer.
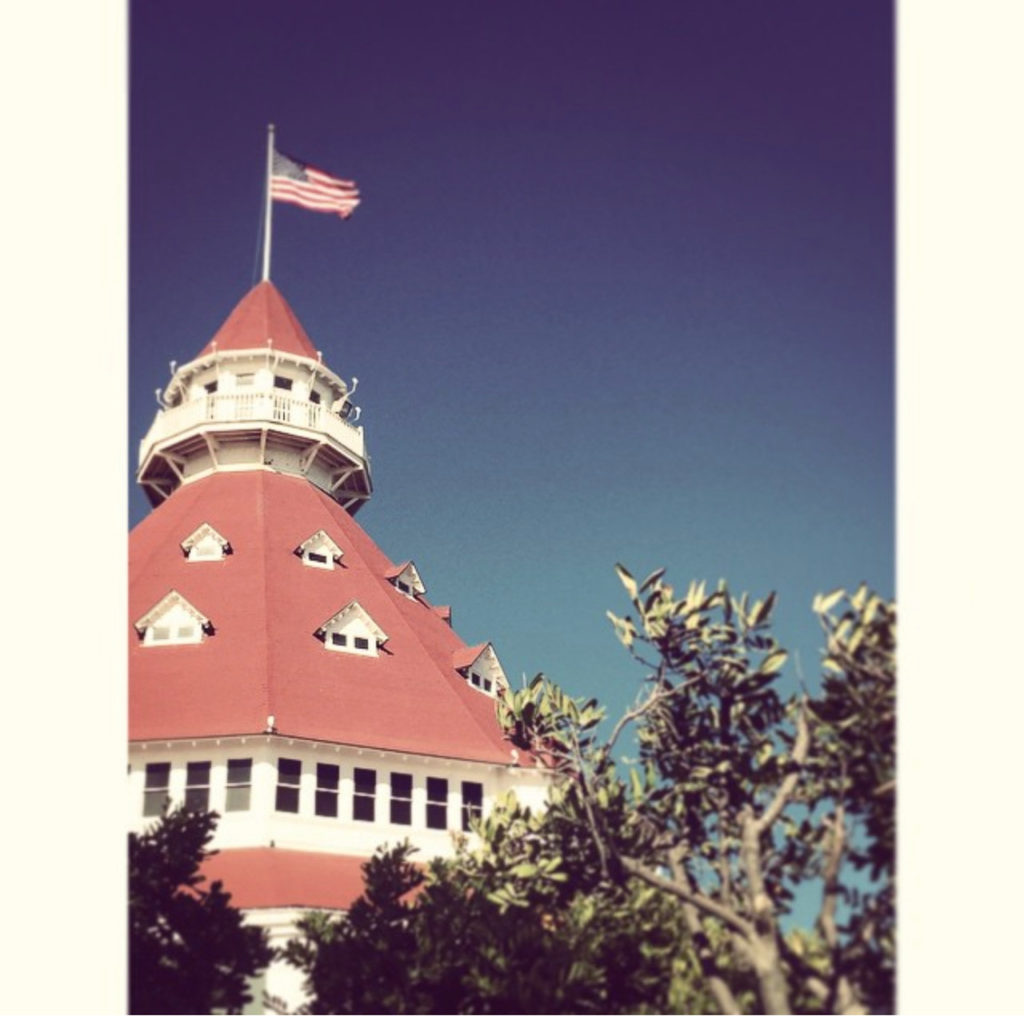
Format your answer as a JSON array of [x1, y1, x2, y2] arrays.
[[385, 560, 426, 598], [180, 522, 231, 561], [316, 601, 388, 657], [295, 529, 344, 570], [135, 591, 212, 647], [453, 643, 507, 696]]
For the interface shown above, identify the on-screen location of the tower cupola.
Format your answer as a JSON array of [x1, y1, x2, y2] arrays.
[[137, 282, 372, 513]]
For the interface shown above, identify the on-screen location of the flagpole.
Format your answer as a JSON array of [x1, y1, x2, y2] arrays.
[[261, 124, 275, 281]]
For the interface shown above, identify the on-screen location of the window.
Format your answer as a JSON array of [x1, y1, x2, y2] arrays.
[[149, 623, 197, 643], [317, 601, 388, 657], [296, 530, 343, 570], [273, 375, 293, 391], [236, 373, 254, 387], [143, 762, 170, 816], [461, 781, 483, 831], [276, 758, 301, 813], [390, 773, 412, 825], [181, 523, 230, 562], [454, 643, 506, 698], [353, 767, 376, 822], [426, 777, 448, 830], [316, 763, 340, 817], [310, 390, 321, 405], [136, 591, 211, 647], [386, 561, 426, 598], [225, 758, 252, 811], [185, 761, 211, 812], [204, 380, 218, 394], [469, 671, 495, 693]]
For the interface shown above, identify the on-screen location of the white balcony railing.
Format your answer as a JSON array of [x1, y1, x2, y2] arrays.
[[141, 391, 366, 459]]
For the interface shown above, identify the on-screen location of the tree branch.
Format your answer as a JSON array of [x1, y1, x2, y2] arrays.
[[815, 802, 866, 1015], [604, 664, 703, 756], [817, 805, 845, 952], [619, 855, 756, 939], [753, 698, 810, 836], [569, 728, 611, 881]]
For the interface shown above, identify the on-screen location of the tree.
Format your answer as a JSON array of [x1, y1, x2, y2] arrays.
[[282, 840, 704, 1014], [495, 568, 895, 1014], [129, 807, 273, 1015], [285, 568, 894, 1015]]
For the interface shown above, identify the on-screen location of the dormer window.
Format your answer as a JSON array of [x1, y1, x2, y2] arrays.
[[316, 601, 388, 658], [453, 643, 507, 698], [180, 523, 231, 562], [469, 672, 494, 694], [385, 561, 426, 598], [135, 591, 213, 647], [295, 530, 343, 570]]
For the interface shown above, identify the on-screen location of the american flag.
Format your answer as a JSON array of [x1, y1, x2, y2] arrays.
[[270, 150, 360, 219]]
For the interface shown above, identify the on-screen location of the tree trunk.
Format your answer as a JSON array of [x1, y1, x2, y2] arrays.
[[739, 808, 792, 1014], [749, 936, 792, 1015]]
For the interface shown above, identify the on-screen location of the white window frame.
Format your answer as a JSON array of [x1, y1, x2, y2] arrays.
[[296, 530, 344, 570], [386, 561, 426, 598], [181, 522, 231, 562], [225, 758, 252, 812], [135, 591, 211, 648], [455, 643, 506, 698], [317, 601, 388, 658]]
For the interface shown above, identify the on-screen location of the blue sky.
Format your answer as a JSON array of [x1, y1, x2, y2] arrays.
[[130, 0, 893, 725]]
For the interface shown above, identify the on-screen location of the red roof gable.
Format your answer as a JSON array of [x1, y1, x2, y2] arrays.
[[129, 471, 520, 765], [452, 643, 489, 671], [201, 848, 368, 910], [196, 281, 319, 359]]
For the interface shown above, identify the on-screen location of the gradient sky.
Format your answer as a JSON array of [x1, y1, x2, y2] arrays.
[[130, 0, 893, 723]]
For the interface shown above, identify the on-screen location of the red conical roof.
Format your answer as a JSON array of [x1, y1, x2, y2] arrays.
[[196, 281, 319, 359], [129, 471, 518, 765]]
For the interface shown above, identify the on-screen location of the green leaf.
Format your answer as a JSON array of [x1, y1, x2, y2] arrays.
[[814, 587, 845, 614], [640, 567, 666, 592], [760, 649, 787, 674], [614, 563, 638, 599], [629, 767, 645, 800], [753, 591, 777, 625]]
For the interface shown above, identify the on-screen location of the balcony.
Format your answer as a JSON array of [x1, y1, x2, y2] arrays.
[[140, 391, 366, 461]]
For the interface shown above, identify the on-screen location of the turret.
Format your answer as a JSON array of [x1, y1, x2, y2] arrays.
[[137, 281, 372, 513]]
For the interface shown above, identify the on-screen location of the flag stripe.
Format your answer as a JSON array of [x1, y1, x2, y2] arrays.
[[271, 178, 358, 202], [272, 191, 358, 218], [270, 179, 359, 204], [272, 193, 359, 216], [270, 190, 359, 212]]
